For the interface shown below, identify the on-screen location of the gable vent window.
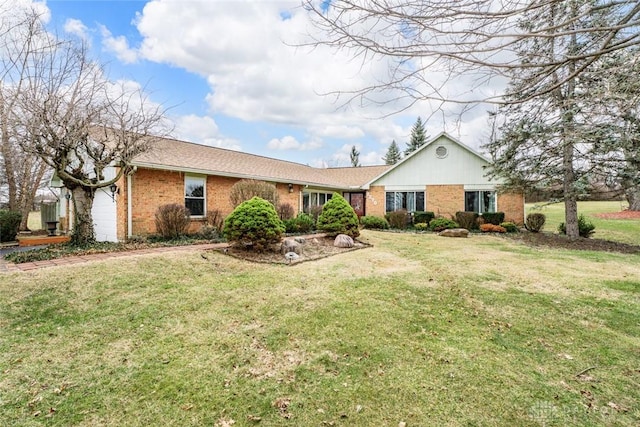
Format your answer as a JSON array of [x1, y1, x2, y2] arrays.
[[435, 146, 448, 158]]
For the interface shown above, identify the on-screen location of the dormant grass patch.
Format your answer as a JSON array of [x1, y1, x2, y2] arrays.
[[1, 230, 639, 426]]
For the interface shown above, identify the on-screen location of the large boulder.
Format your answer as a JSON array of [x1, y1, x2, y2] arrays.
[[438, 228, 469, 238], [334, 234, 355, 248], [281, 238, 304, 255]]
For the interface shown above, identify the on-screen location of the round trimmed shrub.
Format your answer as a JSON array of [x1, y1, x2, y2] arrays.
[[360, 215, 389, 230], [154, 204, 191, 239], [428, 218, 459, 232], [316, 193, 360, 238], [223, 196, 285, 250], [525, 213, 546, 233], [0, 210, 22, 242]]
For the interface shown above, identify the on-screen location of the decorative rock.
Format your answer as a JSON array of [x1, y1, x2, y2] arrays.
[[281, 238, 303, 255], [284, 252, 300, 262], [294, 237, 306, 244], [438, 228, 469, 238], [334, 234, 355, 248]]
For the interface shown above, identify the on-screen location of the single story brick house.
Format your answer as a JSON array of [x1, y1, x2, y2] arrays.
[[55, 132, 524, 241]]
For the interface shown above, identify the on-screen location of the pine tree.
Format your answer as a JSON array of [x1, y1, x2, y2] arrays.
[[350, 145, 360, 167], [405, 117, 428, 156], [382, 140, 402, 165]]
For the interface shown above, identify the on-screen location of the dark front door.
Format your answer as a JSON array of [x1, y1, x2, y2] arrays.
[[347, 192, 365, 217]]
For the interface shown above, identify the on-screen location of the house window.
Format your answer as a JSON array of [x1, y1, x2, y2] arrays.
[[303, 191, 333, 213], [185, 175, 206, 216], [465, 190, 496, 214], [385, 191, 425, 213]]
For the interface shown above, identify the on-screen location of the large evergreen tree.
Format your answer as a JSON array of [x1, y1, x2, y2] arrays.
[[405, 117, 427, 156], [382, 140, 402, 165], [350, 145, 360, 167]]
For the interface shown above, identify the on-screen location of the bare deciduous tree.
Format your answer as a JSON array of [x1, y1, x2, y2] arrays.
[[303, 0, 640, 238], [0, 5, 49, 229], [7, 6, 168, 244]]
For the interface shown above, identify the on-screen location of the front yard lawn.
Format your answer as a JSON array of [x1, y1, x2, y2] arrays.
[[1, 230, 639, 426]]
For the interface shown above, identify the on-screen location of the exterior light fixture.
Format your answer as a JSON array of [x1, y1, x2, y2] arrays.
[[288, 183, 294, 193], [109, 183, 119, 201], [64, 189, 72, 200]]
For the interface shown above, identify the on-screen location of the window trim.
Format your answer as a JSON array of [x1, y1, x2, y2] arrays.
[[185, 175, 206, 217], [302, 190, 333, 213], [464, 190, 496, 214]]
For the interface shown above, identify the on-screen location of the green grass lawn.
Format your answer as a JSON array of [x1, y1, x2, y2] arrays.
[[526, 200, 639, 245], [1, 230, 639, 426]]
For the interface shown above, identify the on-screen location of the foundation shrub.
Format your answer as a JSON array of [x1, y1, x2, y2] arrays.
[[500, 222, 519, 233], [223, 197, 285, 251], [525, 213, 546, 232], [360, 215, 389, 230], [558, 214, 596, 238], [428, 218, 459, 232], [317, 193, 360, 238], [0, 210, 22, 242], [284, 213, 315, 234], [414, 223, 429, 231], [480, 212, 505, 225], [205, 209, 224, 233], [386, 209, 410, 229], [413, 211, 435, 225], [480, 223, 507, 233], [308, 205, 324, 224], [455, 211, 479, 230], [154, 204, 191, 239]]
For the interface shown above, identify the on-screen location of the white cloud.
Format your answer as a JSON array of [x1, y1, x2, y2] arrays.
[[173, 114, 241, 150], [64, 18, 89, 41], [99, 25, 138, 64], [267, 135, 323, 151]]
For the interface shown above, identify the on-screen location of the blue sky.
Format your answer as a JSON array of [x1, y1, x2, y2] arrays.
[[36, 0, 495, 167]]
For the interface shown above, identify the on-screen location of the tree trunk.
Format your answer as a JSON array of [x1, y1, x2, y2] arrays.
[[70, 186, 96, 245], [562, 140, 580, 239], [625, 186, 640, 211]]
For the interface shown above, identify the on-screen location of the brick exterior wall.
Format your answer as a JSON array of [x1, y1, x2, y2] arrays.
[[365, 185, 386, 217], [426, 185, 465, 218], [498, 191, 525, 225], [124, 169, 303, 237]]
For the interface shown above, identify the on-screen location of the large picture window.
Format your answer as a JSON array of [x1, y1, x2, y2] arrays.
[[385, 191, 425, 213], [185, 175, 206, 216], [303, 191, 333, 213], [465, 190, 496, 214]]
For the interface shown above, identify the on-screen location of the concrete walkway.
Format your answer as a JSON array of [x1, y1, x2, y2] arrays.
[[0, 243, 228, 273]]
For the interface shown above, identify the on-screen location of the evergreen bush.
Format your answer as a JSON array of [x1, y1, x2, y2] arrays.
[[428, 218, 459, 232], [558, 214, 595, 238], [360, 215, 389, 230], [480, 212, 505, 225], [223, 197, 285, 250], [154, 204, 191, 239], [413, 211, 435, 225], [316, 193, 360, 238], [284, 213, 315, 234], [0, 210, 22, 242], [500, 222, 519, 233]]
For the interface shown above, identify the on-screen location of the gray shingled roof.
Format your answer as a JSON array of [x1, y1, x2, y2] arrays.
[[133, 136, 391, 189]]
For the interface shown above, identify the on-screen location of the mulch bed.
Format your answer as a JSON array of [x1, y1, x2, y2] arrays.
[[508, 231, 640, 254]]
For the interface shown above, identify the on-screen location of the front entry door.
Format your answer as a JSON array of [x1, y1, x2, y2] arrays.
[[348, 192, 365, 217]]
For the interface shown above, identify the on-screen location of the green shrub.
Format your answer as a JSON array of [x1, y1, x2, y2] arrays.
[[414, 223, 429, 231], [500, 222, 519, 233], [428, 218, 459, 232], [229, 179, 279, 208], [0, 210, 22, 242], [455, 211, 479, 230], [413, 211, 435, 225], [525, 213, 546, 233], [223, 197, 285, 250], [154, 204, 191, 239], [480, 212, 505, 225], [284, 213, 315, 234], [558, 214, 595, 238], [316, 193, 360, 238], [386, 209, 410, 229], [360, 215, 389, 230]]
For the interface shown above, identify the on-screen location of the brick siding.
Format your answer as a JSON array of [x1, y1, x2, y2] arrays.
[[498, 191, 525, 225], [426, 185, 465, 218]]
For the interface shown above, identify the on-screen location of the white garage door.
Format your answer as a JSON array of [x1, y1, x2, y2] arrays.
[[92, 187, 118, 242]]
